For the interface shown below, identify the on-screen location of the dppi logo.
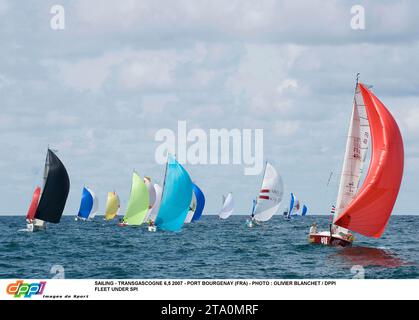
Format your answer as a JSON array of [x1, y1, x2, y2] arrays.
[[6, 280, 46, 298]]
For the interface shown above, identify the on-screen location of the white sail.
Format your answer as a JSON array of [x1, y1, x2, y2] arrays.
[[87, 187, 98, 220], [146, 183, 162, 222], [184, 190, 197, 224], [144, 177, 156, 208], [219, 193, 234, 219], [254, 162, 283, 222], [334, 83, 370, 230]]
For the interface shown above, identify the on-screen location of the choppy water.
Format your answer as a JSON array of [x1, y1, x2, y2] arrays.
[[0, 215, 417, 279]]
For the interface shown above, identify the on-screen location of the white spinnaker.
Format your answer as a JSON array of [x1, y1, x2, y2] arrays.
[[254, 162, 283, 222], [184, 190, 197, 224], [219, 193, 234, 219], [87, 187, 99, 219], [147, 184, 162, 222], [144, 178, 156, 208], [334, 84, 370, 229]]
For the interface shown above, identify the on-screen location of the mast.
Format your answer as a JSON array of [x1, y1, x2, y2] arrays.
[[160, 154, 170, 200]]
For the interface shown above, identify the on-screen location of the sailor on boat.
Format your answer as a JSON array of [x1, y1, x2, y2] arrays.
[[147, 219, 157, 232], [309, 223, 318, 235]]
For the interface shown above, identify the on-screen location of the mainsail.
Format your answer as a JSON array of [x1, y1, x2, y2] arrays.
[[184, 183, 205, 223], [147, 184, 162, 222], [123, 172, 149, 226], [155, 155, 193, 232], [184, 189, 197, 224], [34, 149, 70, 224], [105, 191, 120, 221], [88, 188, 99, 220], [219, 192, 234, 219], [144, 177, 156, 208], [333, 82, 370, 235], [334, 83, 404, 238], [253, 162, 283, 222], [26, 187, 41, 220]]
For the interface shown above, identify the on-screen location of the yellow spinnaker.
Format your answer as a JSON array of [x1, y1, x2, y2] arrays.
[[105, 191, 120, 220]]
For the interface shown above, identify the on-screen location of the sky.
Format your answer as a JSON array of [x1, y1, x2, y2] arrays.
[[0, 0, 418, 215]]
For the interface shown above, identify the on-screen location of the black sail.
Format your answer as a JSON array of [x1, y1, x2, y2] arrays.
[[35, 149, 70, 223]]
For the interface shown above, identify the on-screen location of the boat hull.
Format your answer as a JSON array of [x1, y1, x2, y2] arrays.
[[117, 222, 129, 227], [308, 233, 353, 247]]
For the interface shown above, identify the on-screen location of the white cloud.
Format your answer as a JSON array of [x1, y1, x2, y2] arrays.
[[117, 55, 176, 90]]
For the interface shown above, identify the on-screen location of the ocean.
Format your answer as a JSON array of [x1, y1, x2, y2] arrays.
[[0, 215, 417, 279]]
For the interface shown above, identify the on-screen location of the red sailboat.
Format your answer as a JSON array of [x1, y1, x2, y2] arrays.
[[309, 77, 404, 246]]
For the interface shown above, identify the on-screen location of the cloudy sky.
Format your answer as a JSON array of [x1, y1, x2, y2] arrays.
[[0, 0, 418, 216]]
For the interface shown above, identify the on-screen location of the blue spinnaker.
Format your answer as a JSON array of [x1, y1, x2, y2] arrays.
[[155, 155, 193, 232], [77, 187, 93, 219], [191, 183, 205, 222], [302, 205, 308, 216], [288, 193, 295, 217]]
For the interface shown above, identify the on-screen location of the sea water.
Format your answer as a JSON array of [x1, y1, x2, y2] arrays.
[[0, 215, 417, 279]]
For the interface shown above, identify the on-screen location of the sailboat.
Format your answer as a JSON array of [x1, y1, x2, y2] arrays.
[[25, 148, 70, 232], [247, 162, 283, 227], [184, 183, 206, 224], [144, 177, 156, 211], [219, 192, 234, 220], [118, 171, 149, 227], [309, 78, 404, 246], [154, 154, 193, 232], [104, 191, 120, 221], [146, 183, 162, 226], [75, 187, 98, 221], [284, 193, 300, 220]]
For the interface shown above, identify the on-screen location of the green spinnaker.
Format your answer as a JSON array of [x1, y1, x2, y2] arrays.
[[123, 172, 149, 225]]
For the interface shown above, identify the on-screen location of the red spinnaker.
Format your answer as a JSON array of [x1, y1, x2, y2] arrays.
[[26, 187, 41, 220], [335, 83, 404, 238]]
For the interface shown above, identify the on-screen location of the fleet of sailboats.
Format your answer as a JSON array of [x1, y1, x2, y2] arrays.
[[17, 77, 404, 247]]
